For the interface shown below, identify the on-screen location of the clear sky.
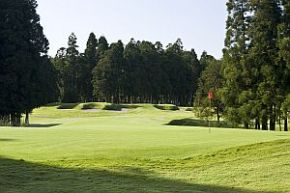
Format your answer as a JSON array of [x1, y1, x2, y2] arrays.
[[37, 0, 228, 59]]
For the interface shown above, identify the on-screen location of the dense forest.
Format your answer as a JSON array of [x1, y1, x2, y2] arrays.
[[219, 0, 290, 131], [1, 0, 290, 130], [53, 33, 203, 106]]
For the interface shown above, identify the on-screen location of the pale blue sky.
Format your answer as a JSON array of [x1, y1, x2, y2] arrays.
[[37, 0, 227, 59]]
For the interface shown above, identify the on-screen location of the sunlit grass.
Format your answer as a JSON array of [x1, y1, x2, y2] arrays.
[[1, 103, 290, 193]]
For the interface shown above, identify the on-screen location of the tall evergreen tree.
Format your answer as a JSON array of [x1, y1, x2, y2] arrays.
[[82, 33, 98, 102], [97, 36, 109, 57], [53, 47, 67, 101], [62, 33, 81, 102], [92, 40, 125, 103], [247, 0, 281, 130], [0, 0, 57, 126], [221, 0, 251, 127], [278, 0, 290, 131], [195, 56, 223, 123], [123, 39, 143, 103]]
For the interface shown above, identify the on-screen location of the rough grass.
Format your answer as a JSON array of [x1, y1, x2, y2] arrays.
[[0, 103, 290, 193]]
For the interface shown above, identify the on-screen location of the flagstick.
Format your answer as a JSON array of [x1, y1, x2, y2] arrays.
[[209, 98, 211, 134], [208, 91, 213, 134]]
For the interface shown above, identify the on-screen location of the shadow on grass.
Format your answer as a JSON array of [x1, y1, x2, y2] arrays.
[[167, 118, 234, 128], [0, 157, 275, 193], [27, 123, 61, 128], [0, 139, 17, 142]]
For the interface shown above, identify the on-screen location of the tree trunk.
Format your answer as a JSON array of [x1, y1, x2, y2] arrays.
[[285, 117, 288, 132], [25, 111, 30, 126], [278, 115, 282, 131], [11, 113, 21, 127], [261, 115, 268, 130], [255, 118, 260, 130], [269, 108, 276, 131], [216, 107, 220, 126]]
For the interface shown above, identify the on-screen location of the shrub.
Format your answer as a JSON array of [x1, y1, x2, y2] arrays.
[[81, 103, 98, 110], [103, 104, 122, 111], [154, 104, 179, 111], [57, 103, 79, 109]]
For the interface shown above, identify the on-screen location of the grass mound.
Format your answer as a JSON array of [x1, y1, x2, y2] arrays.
[[168, 118, 233, 128], [154, 104, 179, 111], [81, 102, 107, 110], [185, 107, 193, 111], [120, 104, 142, 109]]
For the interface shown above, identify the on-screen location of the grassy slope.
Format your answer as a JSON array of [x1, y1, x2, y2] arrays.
[[1, 104, 290, 193]]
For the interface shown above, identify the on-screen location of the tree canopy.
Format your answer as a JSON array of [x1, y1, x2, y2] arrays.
[[0, 0, 57, 126]]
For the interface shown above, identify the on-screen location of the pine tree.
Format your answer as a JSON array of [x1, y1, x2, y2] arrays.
[[63, 33, 81, 102], [97, 36, 109, 57], [123, 39, 143, 103], [195, 56, 223, 123], [279, 0, 290, 131], [82, 33, 98, 102], [221, 0, 250, 127], [0, 0, 57, 126], [92, 41, 125, 103], [247, 0, 281, 130]]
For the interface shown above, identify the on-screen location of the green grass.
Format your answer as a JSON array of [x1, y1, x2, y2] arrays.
[[1, 103, 290, 193]]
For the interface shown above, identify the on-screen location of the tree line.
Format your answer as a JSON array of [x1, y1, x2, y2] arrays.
[[195, 0, 290, 131], [53, 34, 202, 106]]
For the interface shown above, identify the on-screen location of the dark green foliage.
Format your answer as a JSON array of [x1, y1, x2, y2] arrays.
[[0, 0, 57, 126], [57, 103, 80, 110], [154, 104, 179, 111], [81, 103, 99, 110], [92, 40, 125, 104], [102, 104, 141, 111], [90, 38, 200, 106], [62, 33, 82, 103], [53, 35, 79, 103], [195, 55, 223, 123], [103, 104, 123, 111], [221, 0, 289, 131], [54, 33, 201, 107], [97, 36, 109, 57], [81, 33, 98, 102]]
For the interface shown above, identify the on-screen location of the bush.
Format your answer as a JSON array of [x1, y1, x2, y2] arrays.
[[57, 103, 79, 109], [103, 104, 122, 111], [185, 107, 193, 111], [154, 104, 179, 111], [0, 115, 11, 126], [81, 103, 98, 110]]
